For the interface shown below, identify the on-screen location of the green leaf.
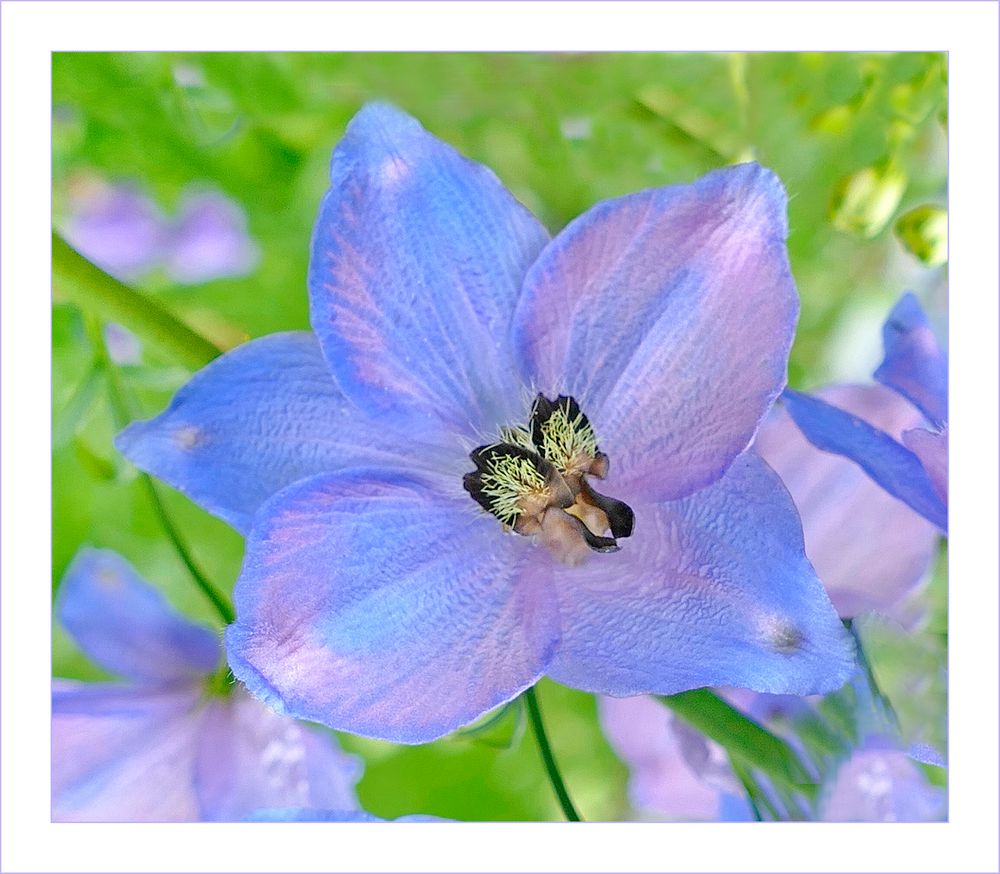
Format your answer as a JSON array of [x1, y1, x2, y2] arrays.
[[659, 689, 817, 796]]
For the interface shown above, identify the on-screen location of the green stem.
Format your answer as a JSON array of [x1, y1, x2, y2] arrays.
[[523, 686, 582, 821], [85, 315, 235, 626], [53, 232, 222, 370], [659, 689, 816, 797]]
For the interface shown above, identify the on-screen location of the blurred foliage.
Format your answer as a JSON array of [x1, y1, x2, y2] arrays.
[[52, 52, 948, 821]]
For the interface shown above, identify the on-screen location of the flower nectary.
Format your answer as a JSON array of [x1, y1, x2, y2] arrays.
[[463, 393, 635, 565]]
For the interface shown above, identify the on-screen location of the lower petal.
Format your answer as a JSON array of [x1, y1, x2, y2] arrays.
[[903, 426, 948, 505], [226, 471, 560, 744], [546, 453, 856, 696]]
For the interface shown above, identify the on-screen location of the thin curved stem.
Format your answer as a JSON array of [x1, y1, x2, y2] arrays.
[[523, 686, 582, 822]]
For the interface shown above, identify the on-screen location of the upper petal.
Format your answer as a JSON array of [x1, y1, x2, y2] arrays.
[[755, 385, 939, 621], [194, 689, 362, 821], [226, 470, 560, 744], [116, 332, 438, 534], [782, 388, 947, 532], [308, 103, 550, 441], [874, 293, 948, 428], [56, 549, 220, 683], [52, 682, 205, 821], [511, 163, 797, 502], [545, 453, 856, 697]]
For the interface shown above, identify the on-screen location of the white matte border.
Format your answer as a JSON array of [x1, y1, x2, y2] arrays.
[[3, 2, 998, 873]]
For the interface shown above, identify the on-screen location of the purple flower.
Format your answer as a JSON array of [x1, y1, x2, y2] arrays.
[[60, 176, 258, 285], [755, 383, 940, 623], [782, 293, 948, 532], [117, 103, 854, 744], [52, 549, 361, 822]]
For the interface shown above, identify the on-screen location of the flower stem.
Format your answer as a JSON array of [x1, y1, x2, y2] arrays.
[[523, 686, 582, 821], [53, 232, 222, 370], [84, 314, 235, 626]]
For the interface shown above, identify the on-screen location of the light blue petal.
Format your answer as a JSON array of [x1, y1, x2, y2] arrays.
[[52, 682, 206, 821], [874, 293, 948, 428], [226, 470, 560, 744], [56, 549, 220, 683], [308, 102, 550, 442], [512, 163, 797, 503], [116, 332, 437, 534], [194, 691, 363, 821], [782, 389, 947, 532], [543, 453, 856, 696]]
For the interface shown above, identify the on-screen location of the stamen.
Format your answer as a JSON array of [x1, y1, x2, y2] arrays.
[[464, 394, 634, 565]]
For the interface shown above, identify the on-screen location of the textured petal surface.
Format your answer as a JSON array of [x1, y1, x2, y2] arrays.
[[56, 549, 220, 683], [544, 453, 856, 696], [309, 103, 550, 441], [226, 470, 560, 743], [874, 293, 948, 428], [599, 696, 746, 820], [756, 385, 939, 620], [194, 690, 362, 821], [512, 163, 797, 503], [116, 332, 439, 534], [52, 682, 205, 821], [903, 425, 948, 505], [820, 740, 947, 822], [782, 389, 947, 532]]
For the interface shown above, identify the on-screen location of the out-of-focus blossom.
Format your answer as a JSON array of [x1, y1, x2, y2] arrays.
[[118, 102, 853, 744], [784, 293, 947, 532], [755, 383, 939, 623], [61, 176, 258, 285], [52, 549, 361, 822], [247, 810, 448, 822]]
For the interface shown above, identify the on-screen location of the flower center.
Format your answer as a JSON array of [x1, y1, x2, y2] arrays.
[[463, 394, 634, 565]]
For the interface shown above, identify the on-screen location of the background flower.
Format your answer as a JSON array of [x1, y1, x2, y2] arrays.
[[52, 549, 362, 822]]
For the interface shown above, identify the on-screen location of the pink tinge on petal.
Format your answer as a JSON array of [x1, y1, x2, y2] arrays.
[[756, 384, 939, 623], [903, 426, 948, 505], [513, 163, 798, 504]]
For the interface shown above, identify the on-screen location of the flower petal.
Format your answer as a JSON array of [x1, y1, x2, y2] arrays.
[[226, 470, 560, 744], [782, 389, 947, 532], [874, 293, 948, 428], [755, 385, 939, 620], [56, 549, 220, 683], [903, 425, 948, 504], [116, 332, 437, 534], [194, 690, 362, 821], [544, 453, 856, 696], [52, 682, 205, 821], [165, 189, 259, 284], [512, 163, 797, 502], [309, 103, 550, 441]]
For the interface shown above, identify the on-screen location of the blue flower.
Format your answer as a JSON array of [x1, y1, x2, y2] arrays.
[[52, 549, 362, 821], [782, 293, 947, 532], [117, 103, 854, 744]]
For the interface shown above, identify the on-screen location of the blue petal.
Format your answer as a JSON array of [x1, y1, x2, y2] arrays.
[[874, 292, 948, 428], [56, 549, 220, 683], [226, 470, 560, 744], [116, 332, 435, 534], [542, 453, 856, 696], [308, 103, 550, 442], [512, 163, 797, 503], [782, 389, 947, 532], [52, 681, 206, 821]]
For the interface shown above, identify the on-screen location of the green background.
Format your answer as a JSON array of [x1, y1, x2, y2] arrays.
[[52, 52, 947, 821]]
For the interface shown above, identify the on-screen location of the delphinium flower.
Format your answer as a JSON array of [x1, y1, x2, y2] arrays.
[[601, 693, 946, 822], [117, 102, 855, 744], [61, 175, 259, 285], [52, 549, 361, 821], [782, 293, 947, 532], [754, 382, 940, 625]]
